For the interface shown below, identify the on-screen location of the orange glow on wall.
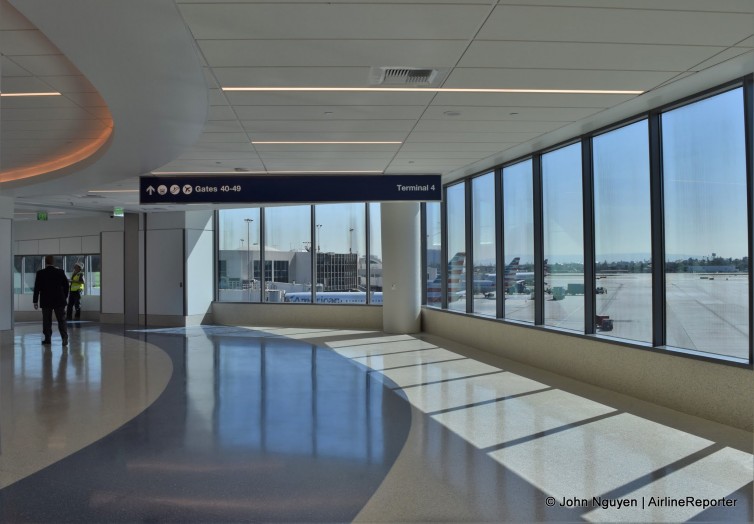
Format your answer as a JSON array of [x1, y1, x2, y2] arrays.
[[0, 122, 113, 183]]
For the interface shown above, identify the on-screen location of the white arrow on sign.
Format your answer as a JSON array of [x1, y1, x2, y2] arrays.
[[146, 186, 155, 195]]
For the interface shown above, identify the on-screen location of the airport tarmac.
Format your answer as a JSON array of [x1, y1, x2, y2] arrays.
[[469, 273, 749, 361]]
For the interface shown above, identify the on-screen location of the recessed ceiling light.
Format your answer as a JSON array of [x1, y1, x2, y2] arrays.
[[251, 141, 402, 145], [443, 111, 461, 117], [223, 86, 643, 95], [0, 92, 62, 97]]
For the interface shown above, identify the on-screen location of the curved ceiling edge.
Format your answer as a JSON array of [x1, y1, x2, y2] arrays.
[[0, 127, 114, 185], [4, 0, 207, 196]]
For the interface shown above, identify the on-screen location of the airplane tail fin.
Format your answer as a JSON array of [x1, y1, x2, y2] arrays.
[[448, 252, 466, 274], [505, 257, 520, 272]]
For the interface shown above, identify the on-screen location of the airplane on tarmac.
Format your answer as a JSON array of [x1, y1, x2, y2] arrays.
[[427, 252, 466, 304], [519, 259, 548, 282], [484, 258, 549, 291], [477, 257, 522, 297], [429, 255, 529, 302]]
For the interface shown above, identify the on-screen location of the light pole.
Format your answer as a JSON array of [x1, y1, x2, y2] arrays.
[[316, 224, 323, 252], [244, 218, 253, 299], [349, 228, 354, 254]]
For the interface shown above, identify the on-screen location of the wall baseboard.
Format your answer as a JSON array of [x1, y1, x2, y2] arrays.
[[212, 302, 382, 330]]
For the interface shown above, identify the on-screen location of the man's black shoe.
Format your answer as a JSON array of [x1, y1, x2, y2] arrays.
[[41, 339, 51, 345], [62, 338, 68, 347]]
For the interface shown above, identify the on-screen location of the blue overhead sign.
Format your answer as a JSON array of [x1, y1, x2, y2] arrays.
[[139, 174, 442, 204]]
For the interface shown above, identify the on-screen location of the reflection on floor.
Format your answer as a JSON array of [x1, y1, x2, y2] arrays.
[[0, 323, 751, 522]]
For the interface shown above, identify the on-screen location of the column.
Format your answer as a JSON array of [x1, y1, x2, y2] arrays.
[[123, 212, 140, 325], [381, 202, 421, 334], [0, 196, 13, 332]]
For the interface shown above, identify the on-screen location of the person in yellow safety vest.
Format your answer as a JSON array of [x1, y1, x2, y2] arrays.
[[66, 262, 85, 321]]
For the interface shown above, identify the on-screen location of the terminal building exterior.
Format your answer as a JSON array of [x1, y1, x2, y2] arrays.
[[0, 1, 752, 522]]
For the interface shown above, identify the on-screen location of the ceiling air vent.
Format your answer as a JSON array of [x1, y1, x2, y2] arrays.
[[369, 67, 443, 86]]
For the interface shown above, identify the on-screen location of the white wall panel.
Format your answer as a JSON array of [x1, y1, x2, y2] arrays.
[[185, 210, 213, 231], [60, 236, 82, 253], [38, 238, 60, 255], [147, 212, 186, 230], [14, 216, 120, 241], [146, 229, 184, 316], [17, 240, 38, 255], [82, 235, 99, 253], [101, 231, 124, 314]]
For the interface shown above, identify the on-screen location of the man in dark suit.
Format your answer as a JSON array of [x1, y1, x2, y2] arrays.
[[33, 255, 69, 346]]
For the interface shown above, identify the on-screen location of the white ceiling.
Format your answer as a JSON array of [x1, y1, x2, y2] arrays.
[[1, 0, 753, 217]]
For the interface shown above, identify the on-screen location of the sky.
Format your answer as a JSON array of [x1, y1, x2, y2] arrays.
[[219, 203, 382, 256]]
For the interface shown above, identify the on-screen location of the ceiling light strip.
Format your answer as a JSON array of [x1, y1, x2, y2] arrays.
[[151, 171, 268, 175], [151, 170, 384, 175], [0, 92, 62, 97], [251, 141, 402, 145], [88, 189, 139, 193], [14, 211, 66, 215], [223, 87, 643, 95]]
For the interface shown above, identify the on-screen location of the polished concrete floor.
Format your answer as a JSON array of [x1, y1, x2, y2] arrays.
[[0, 322, 751, 522]]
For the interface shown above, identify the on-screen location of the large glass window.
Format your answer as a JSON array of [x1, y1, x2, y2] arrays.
[[542, 143, 584, 332], [86, 255, 101, 296], [425, 202, 442, 306], [218, 208, 261, 302], [314, 203, 366, 304], [419, 79, 752, 365], [218, 203, 380, 305], [265, 205, 312, 303], [471, 172, 496, 317], [593, 120, 652, 343], [368, 203, 383, 305], [503, 160, 535, 323], [14, 254, 101, 296], [13, 255, 44, 295], [446, 183, 466, 312], [13, 256, 23, 294], [662, 88, 749, 359]]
